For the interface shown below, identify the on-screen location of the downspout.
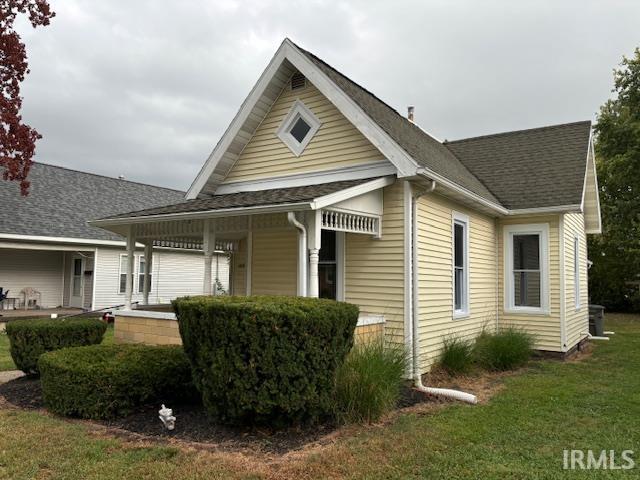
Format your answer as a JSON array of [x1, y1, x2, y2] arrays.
[[412, 177, 477, 404], [287, 212, 308, 297]]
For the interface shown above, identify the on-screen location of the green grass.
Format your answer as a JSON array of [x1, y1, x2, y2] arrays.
[[0, 322, 113, 372], [0, 315, 637, 479]]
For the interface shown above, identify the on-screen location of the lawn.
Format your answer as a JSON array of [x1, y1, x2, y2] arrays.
[[0, 321, 113, 372], [0, 314, 637, 479]]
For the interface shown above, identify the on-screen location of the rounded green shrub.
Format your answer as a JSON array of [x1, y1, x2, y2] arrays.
[[474, 328, 534, 371], [173, 295, 359, 426], [39, 344, 195, 419], [6, 318, 106, 375], [334, 340, 407, 424], [438, 336, 474, 375]]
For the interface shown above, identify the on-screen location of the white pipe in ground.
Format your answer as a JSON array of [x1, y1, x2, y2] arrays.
[[581, 332, 610, 341]]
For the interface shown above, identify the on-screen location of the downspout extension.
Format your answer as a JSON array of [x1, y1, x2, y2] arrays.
[[412, 177, 477, 405], [287, 212, 308, 297]]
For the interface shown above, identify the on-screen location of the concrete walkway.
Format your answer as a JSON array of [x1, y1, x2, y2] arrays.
[[0, 370, 24, 383]]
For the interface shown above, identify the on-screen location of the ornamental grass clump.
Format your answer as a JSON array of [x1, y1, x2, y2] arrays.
[[473, 327, 534, 371], [334, 340, 408, 424], [173, 295, 359, 426], [6, 317, 106, 375], [438, 336, 474, 375]]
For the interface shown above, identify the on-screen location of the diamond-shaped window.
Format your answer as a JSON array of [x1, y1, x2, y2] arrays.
[[277, 100, 322, 156]]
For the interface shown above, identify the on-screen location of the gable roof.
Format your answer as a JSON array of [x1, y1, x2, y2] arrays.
[[0, 162, 185, 242], [93, 177, 390, 224], [445, 121, 592, 210]]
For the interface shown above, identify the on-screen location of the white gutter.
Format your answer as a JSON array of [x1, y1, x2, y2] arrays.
[[410, 179, 478, 405], [287, 212, 308, 297]]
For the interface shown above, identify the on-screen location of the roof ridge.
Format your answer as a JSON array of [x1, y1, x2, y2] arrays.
[[32, 161, 185, 194], [444, 120, 592, 145]]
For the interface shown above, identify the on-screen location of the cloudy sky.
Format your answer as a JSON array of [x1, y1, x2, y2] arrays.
[[15, 0, 640, 191]]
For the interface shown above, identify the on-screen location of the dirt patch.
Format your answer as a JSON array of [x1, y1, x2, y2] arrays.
[[423, 367, 521, 403], [0, 376, 432, 456]]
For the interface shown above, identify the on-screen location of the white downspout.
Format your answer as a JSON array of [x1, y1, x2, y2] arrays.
[[287, 212, 308, 297], [412, 177, 477, 405]]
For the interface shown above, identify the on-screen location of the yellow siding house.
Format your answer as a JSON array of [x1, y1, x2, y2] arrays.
[[93, 39, 601, 379]]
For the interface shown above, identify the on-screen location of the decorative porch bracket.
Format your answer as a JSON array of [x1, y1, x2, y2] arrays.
[[320, 209, 381, 238]]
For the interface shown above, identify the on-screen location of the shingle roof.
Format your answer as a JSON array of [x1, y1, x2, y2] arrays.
[[0, 163, 185, 241], [445, 121, 591, 210], [295, 43, 501, 205], [103, 178, 378, 219]]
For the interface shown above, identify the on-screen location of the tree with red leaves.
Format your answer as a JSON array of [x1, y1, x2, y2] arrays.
[[1, 0, 54, 195]]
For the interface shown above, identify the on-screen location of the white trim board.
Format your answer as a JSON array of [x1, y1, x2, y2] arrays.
[[452, 211, 470, 319], [215, 160, 396, 194]]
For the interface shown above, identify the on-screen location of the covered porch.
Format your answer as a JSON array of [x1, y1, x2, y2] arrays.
[[91, 177, 396, 341]]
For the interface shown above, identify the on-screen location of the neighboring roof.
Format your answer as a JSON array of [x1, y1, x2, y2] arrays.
[[0, 163, 185, 242], [100, 178, 379, 220], [295, 43, 501, 205], [445, 121, 592, 210]]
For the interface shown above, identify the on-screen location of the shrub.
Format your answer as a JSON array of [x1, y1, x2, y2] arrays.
[[6, 317, 106, 375], [39, 344, 195, 419], [334, 340, 407, 424], [173, 295, 359, 426], [473, 328, 534, 371], [438, 336, 474, 375]]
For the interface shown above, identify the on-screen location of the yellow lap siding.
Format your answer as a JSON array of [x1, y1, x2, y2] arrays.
[[416, 193, 498, 372], [563, 213, 589, 349], [498, 215, 562, 351], [251, 228, 298, 296], [231, 238, 247, 296], [223, 82, 386, 183], [345, 181, 405, 345]]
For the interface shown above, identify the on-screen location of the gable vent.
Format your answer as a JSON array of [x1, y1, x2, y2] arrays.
[[290, 71, 306, 90]]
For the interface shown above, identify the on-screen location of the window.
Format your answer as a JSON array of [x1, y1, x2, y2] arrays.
[[72, 258, 83, 297], [138, 256, 152, 293], [504, 224, 549, 313], [118, 254, 138, 294], [276, 100, 321, 156], [319, 230, 337, 300], [574, 236, 580, 309], [453, 213, 469, 317]]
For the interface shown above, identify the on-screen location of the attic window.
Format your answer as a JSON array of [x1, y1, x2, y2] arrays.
[[291, 71, 306, 90], [276, 99, 321, 156]]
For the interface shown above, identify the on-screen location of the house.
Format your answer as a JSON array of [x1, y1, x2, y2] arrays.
[[0, 162, 229, 311], [92, 39, 601, 374]]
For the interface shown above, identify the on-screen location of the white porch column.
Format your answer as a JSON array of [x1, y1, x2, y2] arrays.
[[142, 242, 153, 305], [203, 219, 216, 296], [307, 211, 322, 298], [125, 226, 135, 309]]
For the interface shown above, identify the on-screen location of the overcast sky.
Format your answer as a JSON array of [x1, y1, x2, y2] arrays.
[[15, 0, 640, 191]]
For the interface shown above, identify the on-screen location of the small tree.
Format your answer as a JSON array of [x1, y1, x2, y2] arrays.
[[0, 0, 54, 195], [589, 47, 640, 311]]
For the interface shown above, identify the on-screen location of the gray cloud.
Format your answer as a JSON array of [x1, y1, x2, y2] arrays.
[[15, 0, 640, 191]]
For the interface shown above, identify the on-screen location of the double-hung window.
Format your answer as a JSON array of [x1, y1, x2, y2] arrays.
[[453, 212, 469, 317], [505, 224, 549, 313], [138, 255, 152, 293]]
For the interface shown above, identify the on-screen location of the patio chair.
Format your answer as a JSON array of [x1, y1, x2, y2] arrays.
[[20, 287, 41, 310]]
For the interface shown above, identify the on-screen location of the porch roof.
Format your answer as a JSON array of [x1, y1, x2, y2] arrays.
[[91, 177, 392, 226]]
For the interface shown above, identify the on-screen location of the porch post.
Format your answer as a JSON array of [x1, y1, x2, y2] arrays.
[[142, 242, 153, 305], [125, 226, 135, 309], [308, 211, 322, 298], [203, 219, 216, 295]]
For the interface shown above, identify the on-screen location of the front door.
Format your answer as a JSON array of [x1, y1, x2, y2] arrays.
[[69, 256, 84, 308]]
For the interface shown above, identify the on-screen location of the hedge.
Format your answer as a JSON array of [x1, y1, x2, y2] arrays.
[[39, 344, 196, 419], [173, 295, 359, 426], [6, 318, 106, 375]]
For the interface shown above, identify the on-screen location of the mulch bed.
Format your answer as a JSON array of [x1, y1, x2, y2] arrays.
[[0, 376, 433, 454]]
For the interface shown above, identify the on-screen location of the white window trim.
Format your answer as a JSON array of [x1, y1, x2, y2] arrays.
[[504, 223, 550, 315], [137, 255, 152, 294], [118, 253, 139, 295], [452, 211, 470, 319], [276, 99, 321, 157], [574, 236, 581, 310]]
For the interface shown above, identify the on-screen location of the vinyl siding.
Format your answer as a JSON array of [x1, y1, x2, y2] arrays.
[[415, 192, 498, 371], [250, 229, 298, 296], [563, 213, 589, 349], [0, 248, 64, 308], [345, 181, 405, 345], [498, 215, 562, 351], [92, 247, 229, 310], [231, 238, 247, 296], [223, 81, 386, 183], [583, 147, 600, 232]]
